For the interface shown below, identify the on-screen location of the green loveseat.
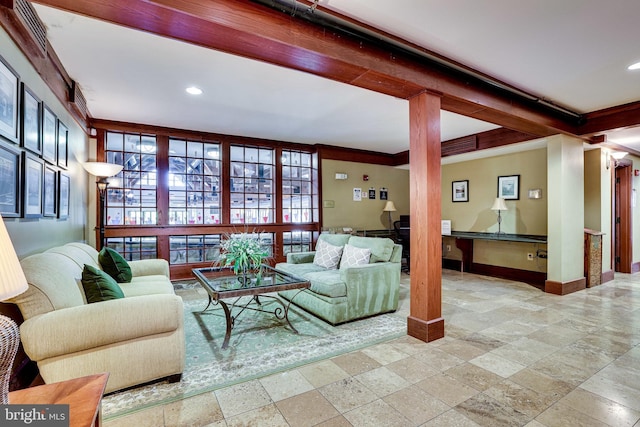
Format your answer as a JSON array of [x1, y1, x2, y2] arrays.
[[275, 234, 401, 325]]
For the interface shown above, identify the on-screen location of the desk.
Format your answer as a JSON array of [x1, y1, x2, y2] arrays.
[[9, 373, 109, 427]]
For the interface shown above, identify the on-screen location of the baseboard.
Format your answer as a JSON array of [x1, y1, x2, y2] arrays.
[[545, 277, 586, 295], [442, 258, 462, 271], [407, 316, 444, 343], [601, 270, 614, 284], [469, 263, 546, 289]]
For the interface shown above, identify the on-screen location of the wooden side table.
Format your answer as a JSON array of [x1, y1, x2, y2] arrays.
[[9, 373, 109, 427]]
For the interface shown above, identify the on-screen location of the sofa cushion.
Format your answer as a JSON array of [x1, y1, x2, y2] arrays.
[[276, 262, 327, 278], [313, 239, 343, 270], [99, 247, 133, 283], [318, 233, 351, 247], [340, 243, 371, 269], [347, 236, 395, 263], [81, 265, 125, 303], [305, 270, 347, 298]]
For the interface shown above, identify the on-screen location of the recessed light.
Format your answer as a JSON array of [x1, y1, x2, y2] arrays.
[[186, 86, 203, 95], [628, 61, 640, 71]]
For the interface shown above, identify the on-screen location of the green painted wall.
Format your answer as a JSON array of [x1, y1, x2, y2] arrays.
[[1, 26, 89, 257], [321, 159, 410, 231]]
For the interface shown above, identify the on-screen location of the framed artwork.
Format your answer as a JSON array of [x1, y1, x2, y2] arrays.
[[42, 104, 57, 164], [0, 55, 19, 144], [43, 164, 57, 217], [22, 153, 44, 218], [58, 171, 70, 219], [57, 120, 68, 168], [498, 174, 520, 200], [452, 180, 469, 202], [21, 83, 41, 154], [0, 142, 21, 217]]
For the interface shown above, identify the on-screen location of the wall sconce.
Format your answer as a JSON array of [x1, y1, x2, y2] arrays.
[[606, 151, 628, 169], [83, 162, 124, 249]]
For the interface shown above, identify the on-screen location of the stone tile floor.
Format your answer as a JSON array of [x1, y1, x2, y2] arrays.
[[104, 270, 640, 426]]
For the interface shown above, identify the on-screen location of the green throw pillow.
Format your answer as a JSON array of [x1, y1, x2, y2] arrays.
[[81, 264, 125, 303], [98, 247, 132, 283]]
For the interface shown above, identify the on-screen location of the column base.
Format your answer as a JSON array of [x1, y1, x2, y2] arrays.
[[545, 277, 586, 295], [407, 316, 444, 343]]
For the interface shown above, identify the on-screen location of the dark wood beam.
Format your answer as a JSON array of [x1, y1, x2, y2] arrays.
[[579, 101, 640, 136], [32, 0, 581, 138]]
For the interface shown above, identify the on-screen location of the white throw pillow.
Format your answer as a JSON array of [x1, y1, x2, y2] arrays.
[[313, 239, 344, 270], [340, 243, 371, 269]]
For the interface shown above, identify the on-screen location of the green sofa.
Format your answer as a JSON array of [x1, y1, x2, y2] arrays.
[[275, 234, 401, 325]]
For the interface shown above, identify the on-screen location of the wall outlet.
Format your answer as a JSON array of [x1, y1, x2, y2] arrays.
[[527, 253, 534, 261], [446, 245, 451, 252]]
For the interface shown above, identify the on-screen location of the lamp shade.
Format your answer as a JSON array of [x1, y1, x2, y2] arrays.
[[0, 216, 28, 301], [611, 151, 628, 160], [383, 201, 397, 212], [83, 162, 123, 178], [491, 197, 508, 211]]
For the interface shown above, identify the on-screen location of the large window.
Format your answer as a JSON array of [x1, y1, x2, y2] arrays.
[[169, 139, 221, 224], [105, 132, 157, 225], [230, 145, 274, 224], [282, 150, 317, 223]]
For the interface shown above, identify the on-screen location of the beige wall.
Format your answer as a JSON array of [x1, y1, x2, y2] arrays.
[[584, 148, 612, 273], [321, 159, 410, 230], [1, 26, 89, 257]]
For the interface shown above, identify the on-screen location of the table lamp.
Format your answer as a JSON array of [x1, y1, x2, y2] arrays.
[[83, 162, 124, 250], [0, 215, 29, 404], [383, 201, 397, 231], [491, 197, 508, 235]]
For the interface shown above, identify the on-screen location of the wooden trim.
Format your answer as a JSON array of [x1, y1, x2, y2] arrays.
[[544, 277, 586, 295], [601, 269, 614, 284], [407, 316, 444, 343], [470, 263, 546, 289], [315, 144, 398, 165], [579, 101, 640, 136], [442, 258, 462, 272]]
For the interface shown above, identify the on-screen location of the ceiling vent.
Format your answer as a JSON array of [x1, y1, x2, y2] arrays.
[[70, 80, 89, 118], [441, 135, 477, 157], [12, 0, 47, 55]]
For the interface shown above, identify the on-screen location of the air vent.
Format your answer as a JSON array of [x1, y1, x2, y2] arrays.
[[70, 80, 89, 118], [14, 0, 47, 54], [441, 135, 477, 157]]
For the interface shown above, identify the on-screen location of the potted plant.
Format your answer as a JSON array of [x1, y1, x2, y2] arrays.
[[218, 231, 269, 285]]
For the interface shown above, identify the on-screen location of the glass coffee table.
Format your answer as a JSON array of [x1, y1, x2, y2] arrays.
[[192, 265, 310, 349]]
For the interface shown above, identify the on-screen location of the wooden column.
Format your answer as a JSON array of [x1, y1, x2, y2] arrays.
[[407, 91, 445, 342]]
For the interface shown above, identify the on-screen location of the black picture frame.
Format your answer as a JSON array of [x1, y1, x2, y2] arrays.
[[43, 164, 57, 217], [58, 171, 70, 219], [21, 83, 41, 154], [498, 174, 520, 200], [0, 142, 21, 217], [42, 104, 57, 164], [57, 119, 68, 168], [0, 55, 19, 144], [22, 153, 43, 218], [452, 179, 469, 202]]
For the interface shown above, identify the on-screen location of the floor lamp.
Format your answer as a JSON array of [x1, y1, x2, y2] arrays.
[[0, 215, 29, 404], [491, 197, 508, 235], [383, 201, 397, 231], [83, 162, 124, 250]]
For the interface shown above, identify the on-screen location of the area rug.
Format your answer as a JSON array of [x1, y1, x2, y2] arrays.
[[102, 282, 408, 419]]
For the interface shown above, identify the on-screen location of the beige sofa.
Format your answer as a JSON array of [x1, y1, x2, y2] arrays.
[[9, 242, 185, 394]]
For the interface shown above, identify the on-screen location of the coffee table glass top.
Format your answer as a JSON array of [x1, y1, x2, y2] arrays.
[[193, 264, 307, 295]]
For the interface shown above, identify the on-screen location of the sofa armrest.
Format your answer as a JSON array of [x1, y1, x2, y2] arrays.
[[129, 258, 170, 278], [20, 294, 183, 361], [339, 262, 401, 309], [286, 251, 316, 264]]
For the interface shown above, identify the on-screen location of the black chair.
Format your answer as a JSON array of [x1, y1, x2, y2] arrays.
[[393, 220, 410, 273]]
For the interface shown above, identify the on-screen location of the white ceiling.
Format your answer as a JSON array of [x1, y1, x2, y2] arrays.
[[32, 1, 640, 156]]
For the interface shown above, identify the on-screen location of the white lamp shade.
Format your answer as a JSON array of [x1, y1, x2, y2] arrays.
[[0, 216, 28, 301], [383, 201, 397, 212], [491, 197, 508, 211], [611, 151, 628, 160], [83, 162, 123, 178]]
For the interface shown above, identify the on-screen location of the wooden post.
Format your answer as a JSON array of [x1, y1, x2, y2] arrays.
[[407, 91, 445, 342]]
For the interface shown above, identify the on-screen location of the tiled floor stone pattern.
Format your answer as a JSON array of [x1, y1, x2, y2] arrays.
[[104, 270, 640, 426]]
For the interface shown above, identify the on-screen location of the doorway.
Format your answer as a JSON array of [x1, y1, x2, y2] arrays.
[[614, 163, 632, 273]]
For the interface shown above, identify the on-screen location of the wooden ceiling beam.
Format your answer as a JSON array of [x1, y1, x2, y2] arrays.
[[32, 0, 582, 138]]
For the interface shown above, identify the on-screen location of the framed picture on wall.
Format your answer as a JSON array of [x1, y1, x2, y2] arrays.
[[57, 120, 68, 168], [43, 164, 57, 217], [58, 171, 70, 219], [0, 55, 19, 144], [21, 83, 42, 154], [452, 179, 469, 202], [42, 104, 57, 164], [498, 174, 520, 200], [0, 142, 21, 217], [22, 153, 44, 218]]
